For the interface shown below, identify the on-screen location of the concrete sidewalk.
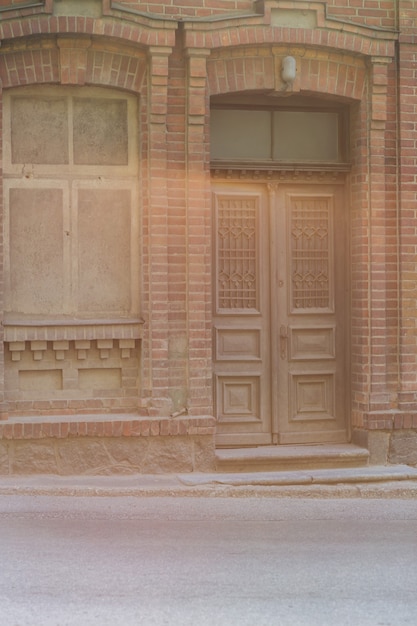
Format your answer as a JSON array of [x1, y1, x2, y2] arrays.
[[0, 464, 416, 498]]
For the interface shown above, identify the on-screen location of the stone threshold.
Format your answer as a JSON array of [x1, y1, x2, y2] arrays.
[[216, 443, 370, 472]]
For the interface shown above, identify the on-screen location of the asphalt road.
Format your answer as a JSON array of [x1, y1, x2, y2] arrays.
[[1, 496, 416, 625]]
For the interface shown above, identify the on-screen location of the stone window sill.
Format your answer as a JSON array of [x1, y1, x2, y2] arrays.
[[3, 319, 144, 342]]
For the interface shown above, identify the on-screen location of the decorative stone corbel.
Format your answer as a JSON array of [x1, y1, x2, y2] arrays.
[[75, 340, 91, 360], [119, 339, 135, 359], [8, 341, 25, 362], [30, 341, 47, 361], [53, 340, 69, 361], [97, 339, 113, 359]]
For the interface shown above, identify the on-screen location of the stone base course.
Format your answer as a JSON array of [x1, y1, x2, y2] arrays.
[[0, 416, 216, 475], [365, 430, 417, 468], [389, 431, 417, 467]]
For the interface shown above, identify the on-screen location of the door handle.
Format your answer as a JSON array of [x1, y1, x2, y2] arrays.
[[280, 325, 288, 360]]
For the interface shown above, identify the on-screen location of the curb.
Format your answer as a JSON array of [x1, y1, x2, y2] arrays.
[[0, 482, 416, 499], [0, 466, 416, 498]]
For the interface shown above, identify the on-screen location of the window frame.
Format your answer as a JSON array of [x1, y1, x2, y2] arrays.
[[210, 96, 350, 169], [3, 84, 140, 322]]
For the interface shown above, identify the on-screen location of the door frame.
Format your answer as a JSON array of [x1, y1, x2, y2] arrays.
[[212, 169, 351, 448]]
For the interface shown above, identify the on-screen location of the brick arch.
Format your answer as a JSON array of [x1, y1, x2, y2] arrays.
[[0, 10, 175, 91], [0, 46, 61, 88], [207, 52, 275, 95], [0, 39, 147, 93], [207, 48, 367, 102], [298, 55, 366, 101]]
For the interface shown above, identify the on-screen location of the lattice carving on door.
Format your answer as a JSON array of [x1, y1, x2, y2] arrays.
[[216, 197, 258, 310], [290, 197, 333, 310]]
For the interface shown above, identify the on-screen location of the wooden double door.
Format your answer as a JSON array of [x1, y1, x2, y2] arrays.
[[213, 180, 349, 446]]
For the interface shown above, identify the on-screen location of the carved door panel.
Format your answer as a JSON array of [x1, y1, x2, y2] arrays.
[[213, 186, 272, 446], [213, 182, 348, 446], [273, 185, 348, 444]]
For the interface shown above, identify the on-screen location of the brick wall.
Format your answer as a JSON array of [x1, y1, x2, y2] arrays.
[[0, 0, 416, 469], [326, 0, 396, 28]]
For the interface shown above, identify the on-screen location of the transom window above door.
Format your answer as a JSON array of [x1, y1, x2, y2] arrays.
[[210, 98, 349, 165]]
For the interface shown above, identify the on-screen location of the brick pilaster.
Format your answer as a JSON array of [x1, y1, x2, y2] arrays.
[[398, 12, 417, 413], [366, 56, 398, 414], [185, 48, 213, 417], [146, 46, 173, 416]]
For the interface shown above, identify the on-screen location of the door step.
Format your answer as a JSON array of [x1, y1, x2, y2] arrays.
[[215, 444, 370, 473]]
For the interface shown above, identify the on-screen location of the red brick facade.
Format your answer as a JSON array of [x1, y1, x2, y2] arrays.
[[0, 0, 416, 473]]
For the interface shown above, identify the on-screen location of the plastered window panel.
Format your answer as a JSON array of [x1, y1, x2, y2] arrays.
[[77, 188, 132, 313], [73, 98, 129, 166], [11, 96, 69, 165], [8, 187, 65, 315]]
